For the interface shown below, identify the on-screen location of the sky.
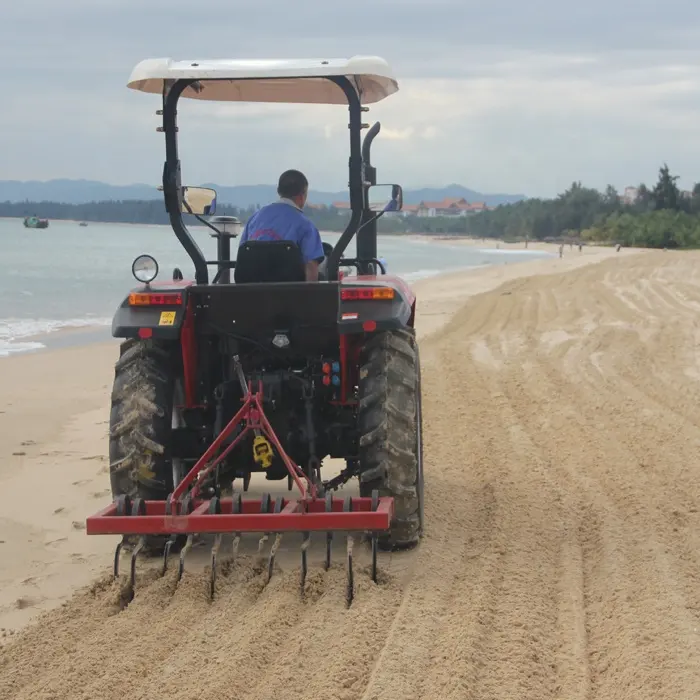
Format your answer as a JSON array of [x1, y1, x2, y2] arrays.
[[2, 0, 700, 198]]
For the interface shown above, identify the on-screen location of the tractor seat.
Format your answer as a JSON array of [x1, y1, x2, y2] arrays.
[[234, 240, 306, 284]]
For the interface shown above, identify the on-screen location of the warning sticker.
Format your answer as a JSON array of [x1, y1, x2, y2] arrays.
[[159, 311, 176, 326], [341, 312, 359, 320]]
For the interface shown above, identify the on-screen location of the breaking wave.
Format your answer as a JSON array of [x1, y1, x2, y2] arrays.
[[0, 317, 112, 357]]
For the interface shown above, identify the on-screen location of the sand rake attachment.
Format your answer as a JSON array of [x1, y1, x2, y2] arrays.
[[86, 366, 393, 606]]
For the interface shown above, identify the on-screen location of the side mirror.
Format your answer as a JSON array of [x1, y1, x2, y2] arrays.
[[368, 184, 403, 213], [181, 186, 217, 216]]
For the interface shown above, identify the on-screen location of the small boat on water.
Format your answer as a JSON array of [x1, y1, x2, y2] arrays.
[[23, 216, 49, 229], [79, 222, 88, 227]]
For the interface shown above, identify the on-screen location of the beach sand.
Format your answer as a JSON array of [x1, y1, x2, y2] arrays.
[[3, 242, 700, 698]]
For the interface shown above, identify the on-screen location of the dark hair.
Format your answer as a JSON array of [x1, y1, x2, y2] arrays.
[[277, 169, 308, 199]]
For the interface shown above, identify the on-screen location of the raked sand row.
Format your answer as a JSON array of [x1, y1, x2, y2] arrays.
[[6, 242, 699, 699]]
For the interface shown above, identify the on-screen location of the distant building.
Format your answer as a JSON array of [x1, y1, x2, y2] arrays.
[[330, 197, 491, 217], [622, 187, 639, 204], [416, 197, 488, 217], [331, 201, 351, 214]]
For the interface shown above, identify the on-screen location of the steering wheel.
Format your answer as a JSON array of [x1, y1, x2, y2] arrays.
[[317, 242, 334, 281]]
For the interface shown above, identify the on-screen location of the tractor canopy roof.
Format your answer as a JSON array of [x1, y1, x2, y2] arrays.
[[127, 56, 398, 105]]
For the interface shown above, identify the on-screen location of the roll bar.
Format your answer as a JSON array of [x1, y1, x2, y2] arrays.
[[161, 76, 375, 284], [162, 79, 209, 284], [324, 77, 365, 281], [357, 121, 381, 270]]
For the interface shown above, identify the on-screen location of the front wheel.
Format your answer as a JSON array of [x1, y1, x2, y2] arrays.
[[358, 328, 424, 550]]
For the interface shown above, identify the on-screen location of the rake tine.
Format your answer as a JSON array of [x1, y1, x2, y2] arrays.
[[268, 533, 282, 583], [257, 492, 272, 556], [206, 497, 223, 600], [113, 538, 124, 579], [177, 534, 194, 583], [346, 534, 354, 607], [130, 536, 146, 593], [300, 532, 310, 595], [371, 535, 378, 584], [324, 491, 333, 571], [325, 531, 333, 570], [266, 497, 285, 583], [231, 492, 242, 561], [344, 496, 354, 606], [112, 498, 130, 581], [210, 534, 223, 600], [161, 537, 175, 577], [370, 490, 379, 584]]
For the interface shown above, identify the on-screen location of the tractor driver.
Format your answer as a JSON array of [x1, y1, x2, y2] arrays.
[[238, 169, 325, 281]]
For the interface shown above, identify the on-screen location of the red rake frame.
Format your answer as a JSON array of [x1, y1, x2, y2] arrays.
[[86, 379, 394, 538]]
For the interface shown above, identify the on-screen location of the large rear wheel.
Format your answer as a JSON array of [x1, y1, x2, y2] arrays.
[[108, 338, 179, 552], [358, 328, 424, 550]]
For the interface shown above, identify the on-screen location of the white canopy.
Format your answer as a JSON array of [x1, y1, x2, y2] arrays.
[[126, 56, 398, 105]]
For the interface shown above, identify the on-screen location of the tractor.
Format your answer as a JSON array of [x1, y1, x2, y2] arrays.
[[87, 55, 424, 602]]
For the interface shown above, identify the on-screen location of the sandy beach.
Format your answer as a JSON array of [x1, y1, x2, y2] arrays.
[[3, 241, 700, 699]]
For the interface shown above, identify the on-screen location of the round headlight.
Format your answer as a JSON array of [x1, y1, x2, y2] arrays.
[[132, 255, 159, 284]]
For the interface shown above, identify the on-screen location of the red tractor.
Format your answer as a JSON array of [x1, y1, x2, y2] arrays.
[[87, 55, 424, 604]]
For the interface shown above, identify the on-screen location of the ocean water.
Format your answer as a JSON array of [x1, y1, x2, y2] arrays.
[[0, 218, 552, 356]]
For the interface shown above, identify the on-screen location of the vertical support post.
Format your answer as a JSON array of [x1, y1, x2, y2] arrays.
[[357, 122, 381, 273], [162, 79, 209, 284], [217, 234, 231, 284], [325, 77, 365, 281]]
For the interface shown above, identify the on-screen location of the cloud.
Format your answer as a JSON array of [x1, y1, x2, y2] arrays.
[[1, 0, 700, 196], [378, 128, 416, 141]]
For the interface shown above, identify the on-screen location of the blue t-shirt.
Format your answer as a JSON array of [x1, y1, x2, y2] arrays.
[[239, 200, 324, 263]]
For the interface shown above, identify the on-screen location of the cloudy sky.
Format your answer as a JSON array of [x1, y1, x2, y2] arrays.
[[2, 0, 700, 197]]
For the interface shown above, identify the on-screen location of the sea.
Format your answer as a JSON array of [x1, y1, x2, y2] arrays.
[[0, 218, 553, 357]]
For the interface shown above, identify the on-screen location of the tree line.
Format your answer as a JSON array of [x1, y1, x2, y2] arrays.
[[457, 164, 700, 249], [378, 164, 700, 248], [0, 199, 261, 226], [0, 197, 355, 231], [2, 164, 699, 248]]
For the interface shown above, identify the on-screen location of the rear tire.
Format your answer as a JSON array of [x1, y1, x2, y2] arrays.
[[358, 328, 424, 550], [109, 338, 179, 552]]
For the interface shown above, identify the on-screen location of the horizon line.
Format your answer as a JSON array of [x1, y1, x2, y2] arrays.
[[0, 177, 526, 196]]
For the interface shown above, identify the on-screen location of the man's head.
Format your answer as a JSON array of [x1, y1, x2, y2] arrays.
[[277, 169, 309, 209]]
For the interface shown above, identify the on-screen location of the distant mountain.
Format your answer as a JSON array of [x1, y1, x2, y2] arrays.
[[395, 184, 525, 207], [0, 179, 160, 205], [0, 179, 525, 208]]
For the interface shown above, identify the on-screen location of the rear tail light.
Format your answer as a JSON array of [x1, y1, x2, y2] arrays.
[[128, 292, 183, 306], [340, 287, 395, 301]]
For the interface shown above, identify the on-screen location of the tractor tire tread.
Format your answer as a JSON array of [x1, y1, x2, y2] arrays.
[[108, 338, 178, 553], [358, 327, 423, 550]]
